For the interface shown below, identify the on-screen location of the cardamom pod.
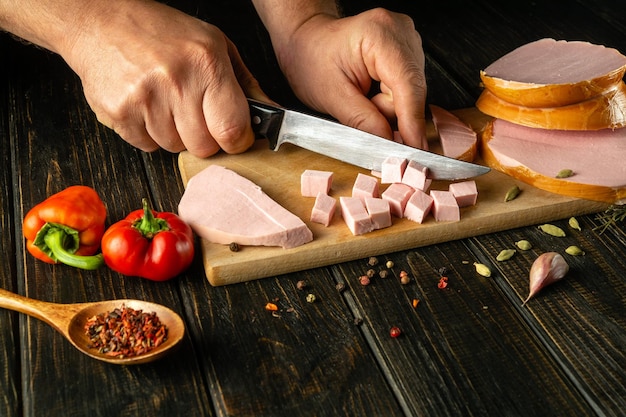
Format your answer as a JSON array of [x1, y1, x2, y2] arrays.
[[565, 245, 585, 256], [538, 224, 566, 237], [504, 185, 521, 202], [556, 169, 574, 178], [473, 262, 492, 277], [496, 249, 516, 261], [515, 240, 533, 251], [568, 216, 581, 231]]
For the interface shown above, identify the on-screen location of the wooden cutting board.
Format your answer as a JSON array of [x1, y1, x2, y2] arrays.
[[178, 108, 607, 286]]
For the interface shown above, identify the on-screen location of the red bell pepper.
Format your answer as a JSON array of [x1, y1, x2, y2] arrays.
[[101, 198, 195, 281], [22, 185, 106, 270]]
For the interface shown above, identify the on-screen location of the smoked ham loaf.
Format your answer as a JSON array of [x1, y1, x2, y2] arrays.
[[477, 38, 626, 203], [480, 38, 626, 108], [480, 119, 626, 203]]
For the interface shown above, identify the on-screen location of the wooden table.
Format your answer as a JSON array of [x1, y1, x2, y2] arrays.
[[2, 1, 625, 416]]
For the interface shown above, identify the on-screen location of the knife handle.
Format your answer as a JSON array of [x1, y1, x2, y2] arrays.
[[248, 99, 284, 148]]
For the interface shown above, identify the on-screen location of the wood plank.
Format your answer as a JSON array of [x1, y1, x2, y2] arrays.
[[328, 241, 597, 416], [178, 108, 607, 286], [470, 218, 626, 417], [6, 40, 215, 417], [0, 32, 20, 417]]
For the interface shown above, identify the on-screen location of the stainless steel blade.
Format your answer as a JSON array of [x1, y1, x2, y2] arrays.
[[276, 109, 489, 181]]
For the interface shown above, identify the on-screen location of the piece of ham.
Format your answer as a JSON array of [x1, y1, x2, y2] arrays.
[[481, 119, 626, 203], [381, 156, 407, 184], [401, 160, 429, 190], [430, 104, 478, 162], [449, 180, 478, 207], [352, 173, 380, 201], [340, 197, 373, 236], [403, 189, 433, 224], [381, 183, 414, 218], [301, 170, 333, 197], [430, 190, 460, 222], [178, 165, 313, 249], [480, 38, 626, 108], [365, 197, 392, 230], [310, 192, 337, 227]]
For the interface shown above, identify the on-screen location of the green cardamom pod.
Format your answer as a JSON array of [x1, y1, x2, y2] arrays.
[[473, 262, 492, 277], [565, 245, 585, 256], [496, 249, 516, 261], [556, 169, 574, 178], [568, 217, 581, 231], [515, 240, 533, 251], [504, 185, 521, 202], [538, 224, 566, 237]]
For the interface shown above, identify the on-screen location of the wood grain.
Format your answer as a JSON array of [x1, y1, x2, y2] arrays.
[[178, 108, 607, 285]]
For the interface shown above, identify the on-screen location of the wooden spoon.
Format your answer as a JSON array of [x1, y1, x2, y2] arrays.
[[0, 287, 185, 365]]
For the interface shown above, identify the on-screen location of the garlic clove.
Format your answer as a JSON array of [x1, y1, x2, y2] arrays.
[[523, 252, 569, 306]]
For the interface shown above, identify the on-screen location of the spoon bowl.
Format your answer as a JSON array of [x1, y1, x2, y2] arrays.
[[0, 288, 185, 365]]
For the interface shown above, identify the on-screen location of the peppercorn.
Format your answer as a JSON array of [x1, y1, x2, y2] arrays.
[[306, 293, 317, 303], [379, 270, 389, 279], [389, 326, 402, 338], [399, 271, 410, 285], [296, 280, 307, 290], [229, 242, 240, 252], [366, 269, 376, 278], [359, 275, 371, 286], [386, 260, 394, 269], [335, 282, 346, 292], [368, 256, 379, 266]]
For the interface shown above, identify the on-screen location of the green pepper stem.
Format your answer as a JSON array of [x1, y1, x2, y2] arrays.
[[135, 198, 169, 238], [43, 229, 104, 270]]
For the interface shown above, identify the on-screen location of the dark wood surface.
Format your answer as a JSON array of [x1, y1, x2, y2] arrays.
[[2, 1, 625, 416]]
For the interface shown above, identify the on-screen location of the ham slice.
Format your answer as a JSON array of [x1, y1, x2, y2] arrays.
[[178, 165, 313, 249], [480, 38, 626, 108], [430, 104, 478, 162], [476, 83, 626, 130], [481, 119, 626, 203]]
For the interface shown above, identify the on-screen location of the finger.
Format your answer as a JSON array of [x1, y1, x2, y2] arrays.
[[143, 98, 187, 153], [326, 85, 394, 140], [97, 107, 161, 153]]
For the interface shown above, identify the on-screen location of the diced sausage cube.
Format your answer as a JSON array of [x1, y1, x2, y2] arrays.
[[301, 170, 333, 197], [340, 197, 373, 236], [381, 183, 414, 218], [430, 190, 460, 222], [448, 180, 478, 207], [352, 173, 380, 201], [404, 189, 434, 224], [310, 192, 337, 227], [401, 160, 429, 190], [381, 156, 407, 184], [365, 197, 392, 229]]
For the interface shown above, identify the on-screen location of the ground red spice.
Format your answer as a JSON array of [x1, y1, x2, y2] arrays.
[[84, 305, 168, 358]]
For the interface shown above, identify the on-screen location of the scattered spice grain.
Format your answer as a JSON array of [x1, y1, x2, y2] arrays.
[[306, 294, 317, 303], [504, 185, 521, 202], [84, 304, 167, 358], [229, 242, 240, 252], [386, 260, 394, 269], [335, 282, 346, 292], [412, 299, 420, 308], [366, 269, 376, 278], [296, 280, 307, 291], [474, 262, 492, 277], [265, 302, 279, 311], [389, 326, 402, 338], [379, 270, 389, 279], [368, 256, 379, 266], [359, 275, 371, 286], [539, 224, 566, 237], [568, 216, 582, 231]]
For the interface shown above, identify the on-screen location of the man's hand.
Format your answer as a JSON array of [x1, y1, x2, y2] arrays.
[[65, 1, 268, 156], [256, 6, 428, 149]]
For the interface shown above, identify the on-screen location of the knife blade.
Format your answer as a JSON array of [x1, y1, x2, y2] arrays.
[[248, 99, 490, 180]]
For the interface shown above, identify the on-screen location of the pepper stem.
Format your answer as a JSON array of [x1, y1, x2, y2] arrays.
[[40, 226, 104, 270], [135, 198, 169, 239]]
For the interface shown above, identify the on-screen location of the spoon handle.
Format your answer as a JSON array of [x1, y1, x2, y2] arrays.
[[0, 287, 76, 337]]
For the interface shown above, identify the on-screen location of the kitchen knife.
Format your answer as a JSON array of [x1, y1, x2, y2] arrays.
[[248, 99, 489, 180]]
